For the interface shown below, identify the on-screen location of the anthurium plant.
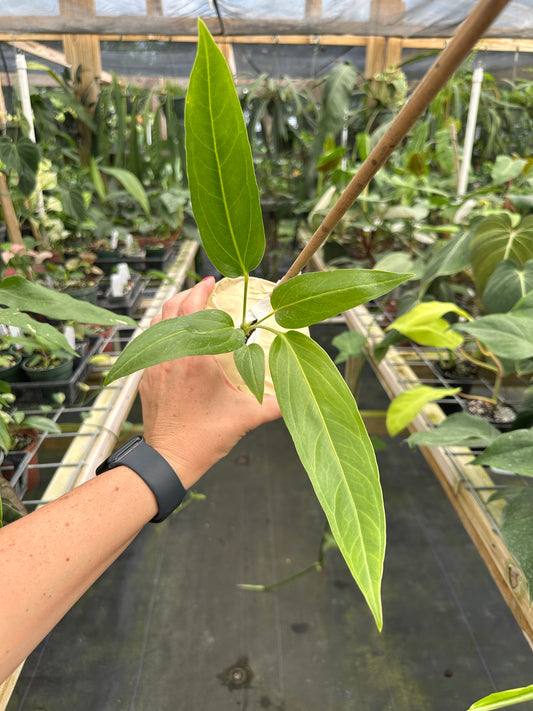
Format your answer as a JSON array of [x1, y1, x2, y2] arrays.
[[103, 20, 412, 630]]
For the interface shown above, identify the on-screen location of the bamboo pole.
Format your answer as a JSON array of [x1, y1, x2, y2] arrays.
[[279, 0, 512, 283]]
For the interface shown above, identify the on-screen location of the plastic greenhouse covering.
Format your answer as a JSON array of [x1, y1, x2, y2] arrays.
[[0, 0, 532, 37]]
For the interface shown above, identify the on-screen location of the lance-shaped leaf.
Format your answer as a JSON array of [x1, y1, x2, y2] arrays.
[[455, 313, 533, 361], [388, 301, 470, 349], [0, 308, 76, 355], [386, 385, 460, 437], [0, 276, 136, 327], [407, 412, 500, 450], [419, 230, 471, 298], [473, 428, 533, 476], [233, 343, 265, 403], [468, 684, 533, 711], [185, 20, 265, 277], [270, 330, 385, 629], [104, 310, 244, 384], [271, 269, 410, 329]]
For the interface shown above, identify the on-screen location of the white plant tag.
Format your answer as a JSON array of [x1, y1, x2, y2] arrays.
[[110, 229, 119, 250], [64, 325, 76, 350], [111, 273, 124, 297]]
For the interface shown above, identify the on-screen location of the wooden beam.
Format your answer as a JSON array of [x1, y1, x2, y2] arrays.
[[385, 36, 403, 68], [7, 40, 112, 83], [365, 36, 387, 77], [305, 0, 322, 19], [215, 38, 237, 76]]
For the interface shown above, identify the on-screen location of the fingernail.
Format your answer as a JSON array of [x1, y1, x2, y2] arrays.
[[201, 276, 214, 282]]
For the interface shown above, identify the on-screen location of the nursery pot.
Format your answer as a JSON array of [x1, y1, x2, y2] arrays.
[[205, 276, 309, 397], [22, 356, 74, 383], [0, 351, 23, 383], [63, 283, 99, 305], [2, 428, 40, 493]]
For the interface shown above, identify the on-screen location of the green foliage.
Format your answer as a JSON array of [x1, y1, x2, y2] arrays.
[[0, 275, 135, 328], [482, 259, 533, 314], [473, 429, 533, 477], [407, 412, 500, 450], [270, 330, 385, 629], [104, 311, 245, 384], [233, 343, 265, 404], [185, 20, 265, 277], [467, 684, 533, 710], [386, 385, 460, 437], [271, 269, 410, 329], [0, 135, 41, 197], [387, 301, 469, 350], [469, 214, 533, 296]]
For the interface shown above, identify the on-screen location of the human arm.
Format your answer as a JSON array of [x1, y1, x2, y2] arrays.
[[0, 276, 281, 683]]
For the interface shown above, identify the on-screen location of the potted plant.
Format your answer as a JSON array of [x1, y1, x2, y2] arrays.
[[103, 21, 412, 631], [43, 252, 103, 304], [0, 384, 61, 492]]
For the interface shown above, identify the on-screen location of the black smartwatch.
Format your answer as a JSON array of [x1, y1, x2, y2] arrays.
[[95, 436, 187, 522]]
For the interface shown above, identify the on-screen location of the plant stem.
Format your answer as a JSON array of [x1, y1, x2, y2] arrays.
[[240, 272, 250, 329], [236, 561, 322, 592], [277, 0, 511, 284]]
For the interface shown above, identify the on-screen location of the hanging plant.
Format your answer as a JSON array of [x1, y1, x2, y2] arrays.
[[104, 20, 412, 629]]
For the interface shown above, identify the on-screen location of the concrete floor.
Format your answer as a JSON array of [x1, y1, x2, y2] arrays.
[[7, 328, 533, 710], [8, 418, 533, 711]]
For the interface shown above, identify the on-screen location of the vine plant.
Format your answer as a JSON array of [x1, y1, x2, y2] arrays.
[[105, 20, 410, 630]]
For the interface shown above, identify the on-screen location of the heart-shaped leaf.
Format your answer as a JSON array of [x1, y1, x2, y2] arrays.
[[407, 412, 500, 449], [456, 313, 533, 361], [270, 330, 385, 629], [469, 214, 533, 295], [482, 259, 533, 314], [473, 428, 533, 476], [185, 19, 265, 277], [104, 310, 244, 384], [271, 269, 410, 329]]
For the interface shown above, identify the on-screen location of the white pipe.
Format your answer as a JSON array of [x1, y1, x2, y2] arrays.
[[15, 50, 48, 244], [457, 60, 484, 196], [15, 50, 35, 142]]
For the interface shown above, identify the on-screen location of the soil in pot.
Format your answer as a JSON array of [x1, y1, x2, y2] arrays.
[[436, 361, 479, 415], [2, 428, 40, 493], [21, 355, 74, 383], [0, 351, 23, 383], [464, 398, 517, 432]]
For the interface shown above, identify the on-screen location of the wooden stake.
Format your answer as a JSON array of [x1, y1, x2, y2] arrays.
[[279, 0, 512, 283]]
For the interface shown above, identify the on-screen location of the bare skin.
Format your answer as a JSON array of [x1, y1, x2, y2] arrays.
[[0, 276, 281, 683]]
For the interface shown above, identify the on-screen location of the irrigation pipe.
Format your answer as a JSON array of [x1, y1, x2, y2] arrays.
[[279, 0, 511, 283]]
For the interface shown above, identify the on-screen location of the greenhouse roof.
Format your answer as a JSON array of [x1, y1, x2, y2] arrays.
[[0, 0, 532, 38]]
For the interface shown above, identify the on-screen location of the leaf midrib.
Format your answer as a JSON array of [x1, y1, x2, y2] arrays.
[[279, 333, 374, 584]]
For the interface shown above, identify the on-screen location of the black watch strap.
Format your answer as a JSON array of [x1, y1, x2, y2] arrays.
[[95, 436, 187, 522]]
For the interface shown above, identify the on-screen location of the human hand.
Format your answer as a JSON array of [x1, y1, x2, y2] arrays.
[[139, 277, 281, 488]]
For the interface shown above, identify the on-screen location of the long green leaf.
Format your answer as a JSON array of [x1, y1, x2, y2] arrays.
[[0, 276, 136, 327], [270, 330, 385, 629], [271, 269, 410, 329], [419, 230, 472, 298], [501, 489, 533, 599], [467, 685, 533, 710], [104, 310, 245, 384], [100, 166, 150, 218], [0, 308, 76, 355], [185, 19, 265, 277]]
